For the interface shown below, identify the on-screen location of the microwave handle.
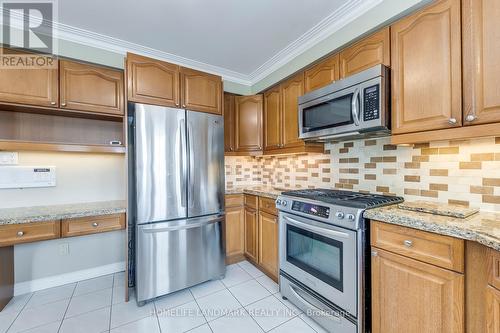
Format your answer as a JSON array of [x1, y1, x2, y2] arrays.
[[351, 87, 360, 126]]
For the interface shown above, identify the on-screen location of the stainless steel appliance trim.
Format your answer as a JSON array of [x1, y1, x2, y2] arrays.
[[289, 284, 342, 323], [351, 87, 360, 126], [283, 215, 350, 239], [140, 215, 223, 233]]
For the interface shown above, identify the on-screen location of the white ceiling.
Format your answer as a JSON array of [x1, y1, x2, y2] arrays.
[[53, 0, 382, 85]]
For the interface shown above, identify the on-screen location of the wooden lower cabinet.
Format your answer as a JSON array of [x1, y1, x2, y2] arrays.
[[486, 285, 500, 333], [225, 206, 245, 263], [258, 211, 278, 279], [244, 206, 259, 262], [372, 248, 464, 333]]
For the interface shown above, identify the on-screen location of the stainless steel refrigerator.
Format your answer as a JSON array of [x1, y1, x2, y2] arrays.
[[128, 103, 225, 304]]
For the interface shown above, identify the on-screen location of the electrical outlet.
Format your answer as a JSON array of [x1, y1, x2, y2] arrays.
[[59, 243, 69, 256], [0, 152, 18, 165]]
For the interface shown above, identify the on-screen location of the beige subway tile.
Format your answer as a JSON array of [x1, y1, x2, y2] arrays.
[[496, 137, 500, 144], [348, 158, 359, 163], [364, 140, 377, 146], [383, 156, 397, 162], [459, 161, 482, 169], [365, 174, 376, 180], [404, 188, 420, 195], [470, 185, 494, 195], [471, 153, 495, 161], [448, 199, 469, 207], [344, 142, 354, 148], [383, 169, 397, 175], [420, 190, 438, 198], [348, 179, 359, 185], [430, 169, 448, 176], [496, 153, 500, 161], [364, 163, 377, 169], [483, 195, 500, 204], [413, 143, 430, 149], [483, 178, 500, 186], [296, 176, 308, 181], [413, 155, 430, 162], [370, 157, 383, 163], [339, 158, 349, 163], [383, 144, 397, 151], [339, 148, 349, 153], [422, 148, 439, 155], [404, 162, 420, 169], [376, 186, 390, 193], [322, 177, 331, 182], [322, 168, 331, 173], [429, 183, 448, 191], [404, 175, 420, 182], [438, 147, 459, 154]]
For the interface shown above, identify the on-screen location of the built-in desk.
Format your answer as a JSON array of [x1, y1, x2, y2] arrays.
[[0, 201, 126, 310]]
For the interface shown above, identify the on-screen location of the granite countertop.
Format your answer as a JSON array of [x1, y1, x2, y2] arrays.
[[364, 205, 500, 251], [225, 185, 297, 199], [0, 200, 126, 225]]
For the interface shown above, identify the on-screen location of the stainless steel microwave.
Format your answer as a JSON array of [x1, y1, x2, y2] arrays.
[[298, 64, 390, 142]]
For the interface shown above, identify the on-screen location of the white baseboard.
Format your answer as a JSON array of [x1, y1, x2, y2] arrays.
[[14, 261, 126, 296]]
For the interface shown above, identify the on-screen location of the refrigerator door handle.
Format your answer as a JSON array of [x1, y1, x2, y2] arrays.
[[180, 118, 187, 208], [187, 121, 194, 208], [140, 216, 223, 233]]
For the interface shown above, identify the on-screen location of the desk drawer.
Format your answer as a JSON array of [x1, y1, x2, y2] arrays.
[[259, 197, 277, 215], [61, 213, 125, 238], [371, 220, 464, 272], [0, 221, 60, 246]]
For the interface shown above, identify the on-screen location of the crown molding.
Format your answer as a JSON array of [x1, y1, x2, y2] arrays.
[[247, 0, 382, 84], [1, 0, 382, 88]]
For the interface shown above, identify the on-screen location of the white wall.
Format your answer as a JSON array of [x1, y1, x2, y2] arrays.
[[0, 151, 126, 293]]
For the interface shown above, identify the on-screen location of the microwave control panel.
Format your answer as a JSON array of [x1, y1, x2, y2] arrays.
[[363, 84, 380, 121]]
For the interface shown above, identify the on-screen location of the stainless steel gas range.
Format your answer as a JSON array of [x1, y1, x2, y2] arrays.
[[276, 189, 403, 333]]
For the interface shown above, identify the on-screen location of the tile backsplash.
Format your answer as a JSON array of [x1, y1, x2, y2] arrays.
[[225, 136, 500, 212]]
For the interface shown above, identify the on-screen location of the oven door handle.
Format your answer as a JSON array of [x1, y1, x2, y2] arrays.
[[351, 87, 360, 126], [283, 216, 350, 239], [289, 284, 342, 322]]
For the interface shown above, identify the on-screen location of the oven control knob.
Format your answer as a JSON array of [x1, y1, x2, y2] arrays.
[[335, 211, 344, 219], [347, 214, 355, 220], [282, 201, 287, 207], [276, 199, 282, 205]]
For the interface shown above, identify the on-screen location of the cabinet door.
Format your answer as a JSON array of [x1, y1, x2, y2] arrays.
[[234, 95, 263, 152], [225, 206, 244, 259], [181, 67, 222, 115], [486, 285, 500, 333], [391, 0, 462, 134], [263, 86, 282, 151], [258, 211, 278, 279], [372, 248, 464, 333], [126, 53, 180, 108], [59, 60, 124, 115], [281, 73, 304, 149], [244, 207, 258, 262], [339, 27, 390, 78], [224, 93, 235, 152], [0, 49, 58, 107], [304, 54, 340, 93], [463, 0, 500, 126]]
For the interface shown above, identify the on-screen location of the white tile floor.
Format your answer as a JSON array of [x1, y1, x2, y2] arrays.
[[0, 261, 328, 333]]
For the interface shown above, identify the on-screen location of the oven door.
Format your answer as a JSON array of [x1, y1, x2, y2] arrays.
[[279, 212, 357, 316]]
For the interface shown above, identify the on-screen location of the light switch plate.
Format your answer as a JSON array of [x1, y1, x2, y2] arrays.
[[0, 152, 18, 165], [0, 166, 56, 189]]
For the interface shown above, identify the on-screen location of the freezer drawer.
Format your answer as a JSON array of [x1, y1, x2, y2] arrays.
[[135, 215, 225, 303]]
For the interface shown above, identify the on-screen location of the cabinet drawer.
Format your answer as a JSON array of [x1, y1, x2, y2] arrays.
[[0, 221, 60, 247], [489, 249, 500, 290], [61, 213, 125, 238], [225, 194, 244, 208], [259, 197, 277, 215], [371, 221, 464, 272], [244, 194, 258, 210]]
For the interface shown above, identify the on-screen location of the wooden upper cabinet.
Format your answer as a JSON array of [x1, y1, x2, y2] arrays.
[[126, 53, 180, 108], [59, 60, 124, 115], [234, 95, 263, 153], [372, 248, 464, 333], [304, 54, 340, 93], [224, 93, 236, 152], [263, 86, 281, 151], [462, 0, 500, 126], [0, 49, 58, 107], [340, 27, 390, 78], [391, 0, 462, 134], [181, 67, 222, 115], [281, 73, 304, 149], [258, 211, 279, 279]]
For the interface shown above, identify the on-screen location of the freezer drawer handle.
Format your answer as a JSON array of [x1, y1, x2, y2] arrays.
[[141, 217, 223, 233], [289, 284, 342, 323], [283, 216, 350, 239]]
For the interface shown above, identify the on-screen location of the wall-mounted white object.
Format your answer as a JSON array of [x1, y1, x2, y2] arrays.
[[0, 152, 18, 165], [0, 166, 56, 189]]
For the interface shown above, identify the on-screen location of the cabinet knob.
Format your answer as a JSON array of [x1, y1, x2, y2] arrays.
[[371, 250, 378, 257], [448, 118, 457, 125], [50, 101, 56, 106], [403, 239, 413, 247], [61, 103, 67, 107], [17, 231, 24, 237], [175, 103, 179, 107], [182, 104, 186, 108], [92, 222, 99, 227], [465, 114, 476, 122]]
